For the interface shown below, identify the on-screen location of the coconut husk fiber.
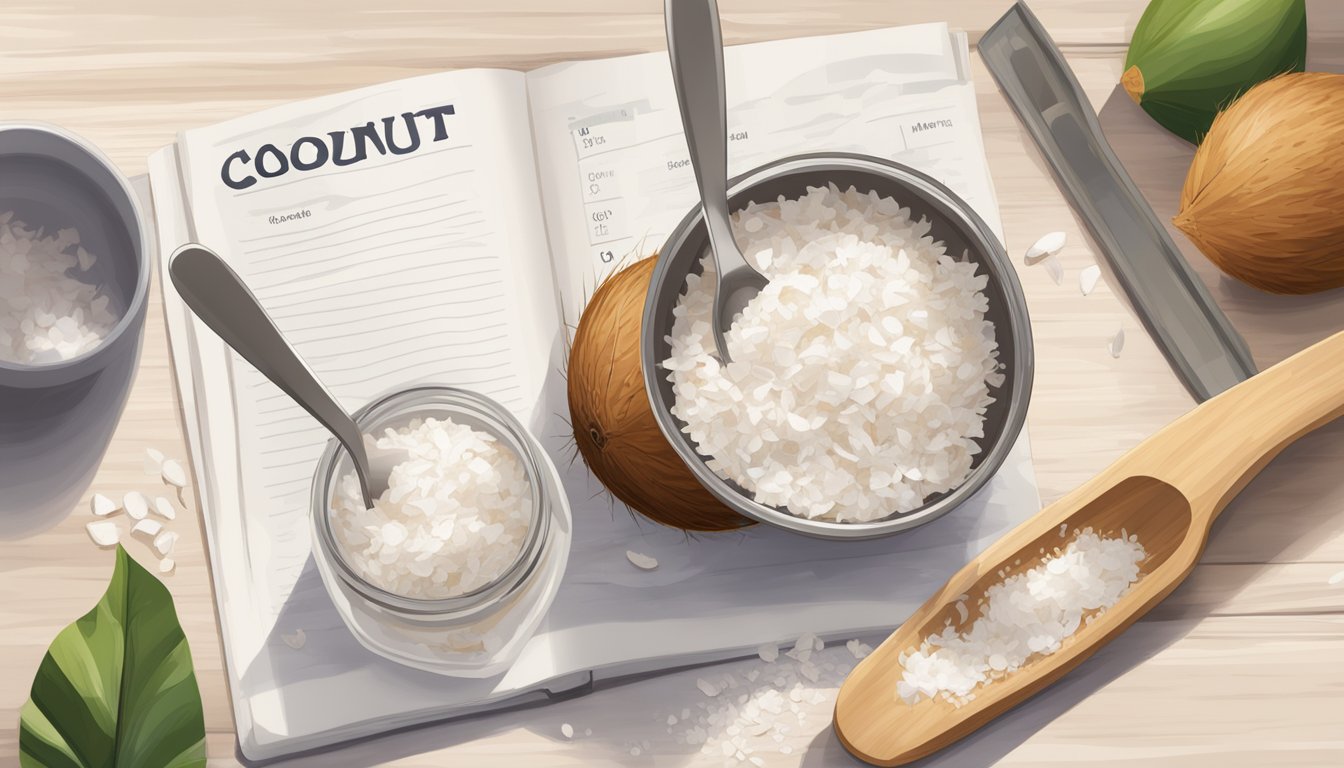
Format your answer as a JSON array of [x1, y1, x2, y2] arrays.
[[1175, 71, 1344, 295], [568, 254, 752, 532]]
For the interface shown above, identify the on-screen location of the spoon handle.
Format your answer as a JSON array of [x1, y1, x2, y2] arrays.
[[1136, 329, 1344, 524], [168, 244, 373, 507], [664, 0, 742, 264]]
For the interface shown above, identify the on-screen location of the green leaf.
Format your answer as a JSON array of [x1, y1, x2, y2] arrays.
[[19, 545, 206, 768], [1124, 0, 1306, 144]]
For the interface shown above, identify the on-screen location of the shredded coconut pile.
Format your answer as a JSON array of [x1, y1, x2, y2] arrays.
[[331, 416, 533, 600], [666, 184, 1002, 522], [664, 632, 874, 764], [898, 528, 1146, 706], [0, 212, 117, 364]]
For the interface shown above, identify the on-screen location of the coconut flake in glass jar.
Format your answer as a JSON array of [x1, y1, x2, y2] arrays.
[[330, 416, 533, 599], [665, 184, 1003, 523]]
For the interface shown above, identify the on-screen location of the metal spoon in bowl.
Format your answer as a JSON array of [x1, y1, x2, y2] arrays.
[[169, 244, 383, 509], [665, 0, 768, 362]]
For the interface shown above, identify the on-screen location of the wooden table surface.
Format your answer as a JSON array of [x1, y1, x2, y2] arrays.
[[3, 1, 1344, 766]]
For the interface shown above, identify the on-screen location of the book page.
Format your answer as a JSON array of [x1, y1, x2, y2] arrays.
[[527, 23, 996, 326], [176, 67, 561, 632]]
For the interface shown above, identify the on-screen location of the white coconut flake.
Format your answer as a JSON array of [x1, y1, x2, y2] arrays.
[[1024, 231, 1066, 265], [90, 493, 119, 517], [132, 519, 163, 539], [144, 447, 165, 475], [0, 215, 118, 364], [1108, 328, 1126, 359], [330, 416, 533, 600], [1079, 264, 1101, 296], [158, 557, 176, 575], [86, 521, 119, 548], [560, 723, 574, 740], [161, 459, 188, 489], [152, 496, 177, 520], [667, 184, 1002, 523], [282, 629, 307, 650], [696, 678, 721, 697], [153, 529, 179, 557], [758, 643, 779, 663], [626, 550, 659, 570], [897, 528, 1145, 707], [1042, 255, 1063, 285], [846, 639, 873, 659], [123, 491, 149, 520]]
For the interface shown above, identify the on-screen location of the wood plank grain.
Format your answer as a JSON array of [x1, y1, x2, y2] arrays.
[[3, 1, 1344, 766]]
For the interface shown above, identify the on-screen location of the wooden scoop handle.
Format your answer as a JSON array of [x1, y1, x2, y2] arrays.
[[1128, 329, 1344, 525], [835, 331, 1344, 767]]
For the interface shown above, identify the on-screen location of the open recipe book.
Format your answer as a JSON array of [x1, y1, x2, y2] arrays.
[[146, 22, 1040, 761]]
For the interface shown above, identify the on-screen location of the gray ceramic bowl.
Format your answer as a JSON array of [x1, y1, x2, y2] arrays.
[[641, 153, 1033, 540], [0, 123, 148, 389], [0, 124, 149, 536]]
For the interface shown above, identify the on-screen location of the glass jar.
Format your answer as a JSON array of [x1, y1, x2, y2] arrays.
[[309, 385, 571, 677]]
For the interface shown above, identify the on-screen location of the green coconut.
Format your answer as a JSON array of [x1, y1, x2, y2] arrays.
[[1123, 0, 1306, 145]]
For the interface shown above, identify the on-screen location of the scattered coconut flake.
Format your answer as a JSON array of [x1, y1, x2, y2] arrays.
[[132, 519, 163, 539], [846, 639, 873, 659], [1042, 255, 1063, 285], [282, 628, 306, 649], [1023, 231, 1066, 265], [90, 493, 119, 517], [626, 550, 659, 570], [897, 528, 1145, 707], [144, 447, 165, 475], [152, 496, 177, 520], [1108, 328, 1126, 359], [669, 634, 861, 761], [123, 491, 149, 520], [560, 723, 574, 740], [793, 633, 818, 657], [758, 643, 779, 663], [0, 215, 118, 364], [1079, 264, 1101, 296], [667, 184, 1002, 523], [1328, 570, 1344, 586], [696, 678, 721, 697], [153, 529, 179, 557], [161, 459, 188, 489], [158, 558, 176, 575], [330, 416, 533, 600], [86, 521, 119, 548]]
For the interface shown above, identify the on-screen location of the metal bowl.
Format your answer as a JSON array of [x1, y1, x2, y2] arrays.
[[310, 385, 553, 626], [641, 153, 1033, 540]]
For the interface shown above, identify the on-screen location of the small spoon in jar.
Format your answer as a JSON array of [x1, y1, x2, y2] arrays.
[[169, 243, 381, 508]]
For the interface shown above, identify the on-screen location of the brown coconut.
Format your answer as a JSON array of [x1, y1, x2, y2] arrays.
[[567, 254, 752, 532], [1175, 72, 1344, 294]]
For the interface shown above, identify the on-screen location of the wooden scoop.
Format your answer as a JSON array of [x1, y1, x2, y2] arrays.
[[835, 330, 1344, 766]]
